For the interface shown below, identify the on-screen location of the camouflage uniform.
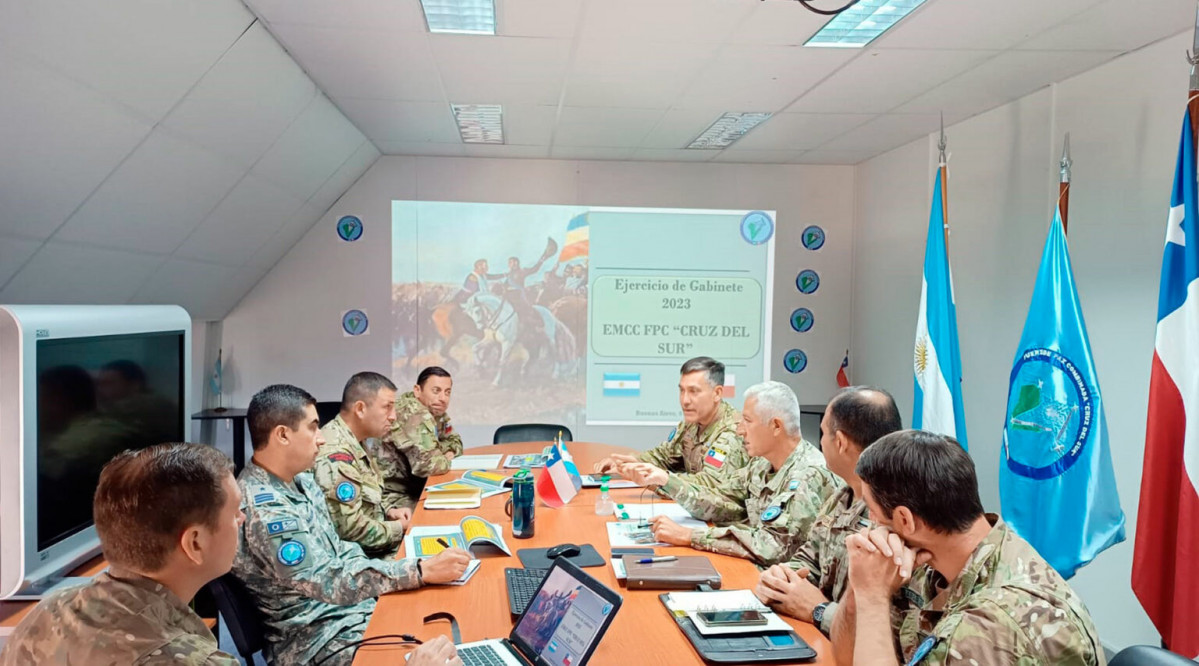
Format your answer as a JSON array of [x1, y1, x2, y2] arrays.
[[0, 569, 235, 665], [313, 414, 405, 557], [784, 485, 870, 634], [377, 391, 464, 510], [892, 517, 1105, 666], [639, 401, 748, 487], [233, 460, 423, 666], [661, 440, 842, 566]]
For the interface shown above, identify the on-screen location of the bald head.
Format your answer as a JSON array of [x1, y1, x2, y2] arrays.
[[826, 386, 902, 450]]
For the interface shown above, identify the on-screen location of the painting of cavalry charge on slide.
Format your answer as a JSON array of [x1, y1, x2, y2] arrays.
[[391, 202, 590, 426]]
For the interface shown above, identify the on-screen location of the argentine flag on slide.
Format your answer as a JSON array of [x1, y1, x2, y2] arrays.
[[602, 372, 640, 397], [912, 170, 968, 448]]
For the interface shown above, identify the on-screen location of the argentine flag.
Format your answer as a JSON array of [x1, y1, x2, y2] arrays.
[[912, 170, 968, 448]]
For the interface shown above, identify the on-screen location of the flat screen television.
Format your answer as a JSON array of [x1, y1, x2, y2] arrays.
[[0, 305, 191, 598]]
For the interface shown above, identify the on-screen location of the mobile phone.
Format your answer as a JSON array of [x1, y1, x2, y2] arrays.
[[696, 610, 768, 627]]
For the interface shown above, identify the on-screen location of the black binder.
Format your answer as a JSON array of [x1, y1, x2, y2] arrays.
[[658, 594, 817, 664]]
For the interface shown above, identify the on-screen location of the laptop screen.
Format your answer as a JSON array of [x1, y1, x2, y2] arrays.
[[510, 562, 619, 666]]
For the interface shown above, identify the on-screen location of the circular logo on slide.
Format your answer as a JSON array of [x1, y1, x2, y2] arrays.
[[342, 309, 369, 336], [740, 211, 774, 245], [783, 349, 808, 374], [801, 225, 826, 251], [795, 270, 820, 294], [1002, 347, 1094, 480], [337, 215, 363, 242], [789, 308, 814, 333]]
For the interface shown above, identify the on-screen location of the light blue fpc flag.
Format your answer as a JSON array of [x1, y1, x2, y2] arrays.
[[602, 372, 640, 397], [912, 170, 968, 448], [999, 209, 1125, 578]]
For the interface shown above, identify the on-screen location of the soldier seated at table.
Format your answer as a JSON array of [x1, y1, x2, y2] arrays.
[[620, 381, 842, 567], [377, 366, 463, 510], [233, 384, 471, 666], [831, 430, 1104, 666], [595, 356, 749, 489], [313, 371, 408, 558], [754, 386, 903, 635]]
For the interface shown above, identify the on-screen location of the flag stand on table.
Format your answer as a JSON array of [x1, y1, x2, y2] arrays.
[[912, 116, 968, 448], [1131, 15, 1199, 654], [536, 433, 582, 508]]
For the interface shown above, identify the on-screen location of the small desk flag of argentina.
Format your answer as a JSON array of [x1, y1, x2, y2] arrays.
[[999, 208, 1125, 579], [536, 442, 582, 508], [912, 170, 968, 447]]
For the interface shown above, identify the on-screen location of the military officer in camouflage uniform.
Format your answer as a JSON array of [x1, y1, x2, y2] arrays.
[[313, 371, 407, 557], [755, 386, 903, 635], [594, 356, 749, 487], [0, 443, 242, 666], [621, 381, 841, 567], [377, 366, 464, 510], [832, 430, 1104, 666], [234, 384, 471, 666]]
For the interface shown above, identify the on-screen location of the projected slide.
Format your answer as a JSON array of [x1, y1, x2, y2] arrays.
[[392, 202, 773, 429]]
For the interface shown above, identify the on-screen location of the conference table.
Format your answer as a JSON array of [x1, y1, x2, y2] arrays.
[[355, 442, 832, 665]]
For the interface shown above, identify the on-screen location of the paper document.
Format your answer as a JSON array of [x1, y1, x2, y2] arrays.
[[503, 453, 548, 468], [450, 454, 503, 471], [427, 470, 511, 499], [606, 521, 676, 547], [433, 559, 482, 586], [404, 516, 511, 557], [581, 474, 639, 489], [662, 590, 791, 636], [423, 485, 482, 510], [613, 503, 706, 529]]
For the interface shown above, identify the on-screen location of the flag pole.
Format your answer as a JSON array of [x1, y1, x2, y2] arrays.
[[1059, 133, 1072, 235], [938, 113, 950, 251], [1189, 1, 1199, 152]]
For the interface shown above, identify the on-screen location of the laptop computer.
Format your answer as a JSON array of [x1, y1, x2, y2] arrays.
[[456, 558, 623, 666]]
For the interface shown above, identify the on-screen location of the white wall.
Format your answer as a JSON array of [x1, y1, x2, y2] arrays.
[[221, 156, 855, 447], [851, 31, 1190, 650]]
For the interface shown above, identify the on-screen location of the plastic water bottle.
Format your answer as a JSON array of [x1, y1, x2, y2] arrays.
[[595, 474, 615, 516]]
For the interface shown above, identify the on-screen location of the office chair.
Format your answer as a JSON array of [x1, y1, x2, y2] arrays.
[[493, 423, 573, 445], [205, 573, 266, 662], [315, 401, 341, 427], [1109, 645, 1195, 666]]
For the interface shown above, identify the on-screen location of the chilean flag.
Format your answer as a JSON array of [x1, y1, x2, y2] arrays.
[[1132, 108, 1199, 657], [836, 350, 850, 388], [536, 442, 582, 508]]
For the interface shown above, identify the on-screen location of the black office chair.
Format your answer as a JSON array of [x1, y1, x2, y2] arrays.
[[315, 401, 341, 427], [205, 573, 266, 661], [493, 423, 573, 445], [1110, 646, 1195, 666]]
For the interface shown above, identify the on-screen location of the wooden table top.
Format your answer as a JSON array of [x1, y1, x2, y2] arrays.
[[355, 442, 832, 665]]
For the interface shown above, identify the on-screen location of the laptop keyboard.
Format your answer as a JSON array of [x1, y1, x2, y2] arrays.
[[505, 567, 548, 615], [459, 644, 509, 666]]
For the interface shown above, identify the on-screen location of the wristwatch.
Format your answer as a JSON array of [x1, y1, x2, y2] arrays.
[[416, 558, 424, 583], [811, 601, 831, 627]]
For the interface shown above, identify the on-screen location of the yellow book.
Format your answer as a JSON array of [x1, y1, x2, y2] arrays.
[[424, 484, 482, 510]]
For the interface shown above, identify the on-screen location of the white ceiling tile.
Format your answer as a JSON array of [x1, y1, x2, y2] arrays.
[[0, 0, 253, 121], [268, 24, 443, 101], [0, 53, 153, 239], [0, 236, 43, 287], [788, 49, 998, 114], [817, 113, 940, 153], [175, 175, 307, 266], [376, 141, 467, 157], [896, 50, 1120, 117], [792, 149, 879, 165], [711, 149, 806, 164], [678, 45, 857, 110], [246, 0, 427, 32], [500, 0, 583, 38], [639, 109, 730, 149], [565, 40, 717, 108], [131, 258, 267, 320], [549, 146, 635, 161], [726, 2, 839, 46], [732, 113, 876, 151], [307, 141, 381, 215], [253, 95, 367, 200], [504, 105, 560, 146], [629, 149, 719, 162], [553, 107, 664, 148], [0, 242, 163, 304], [879, 0, 1102, 50], [247, 203, 324, 270], [162, 23, 316, 169], [433, 36, 572, 106], [1018, 0, 1194, 51], [56, 129, 244, 254], [579, 0, 756, 44], [336, 99, 460, 144], [462, 145, 552, 159]]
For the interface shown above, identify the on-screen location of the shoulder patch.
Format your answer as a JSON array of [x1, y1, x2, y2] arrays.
[[703, 447, 727, 469], [276, 540, 306, 567], [252, 490, 277, 506], [760, 505, 782, 522], [327, 452, 355, 464], [907, 636, 938, 666], [335, 481, 358, 503], [666, 427, 678, 442], [788, 479, 800, 491], [265, 518, 301, 536]]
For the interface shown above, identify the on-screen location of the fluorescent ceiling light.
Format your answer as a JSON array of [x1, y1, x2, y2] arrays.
[[804, 0, 927, 48], [452, 104, 504, 144], [420, 0, 496, 35], [686, 112, 773, 149]]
